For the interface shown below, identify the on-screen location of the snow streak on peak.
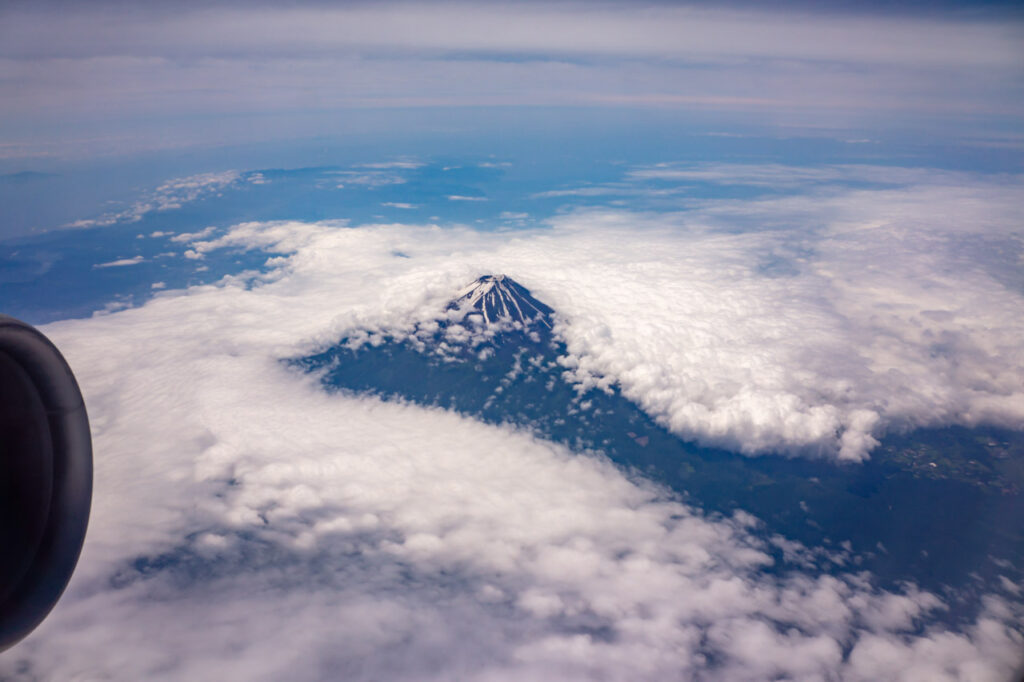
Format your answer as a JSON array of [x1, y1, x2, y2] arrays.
[[448, 275, 553, 328]]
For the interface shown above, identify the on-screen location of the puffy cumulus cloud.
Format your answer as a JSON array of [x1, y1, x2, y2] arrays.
[[5, 228, 1022, 680], [178, 166, 1023, 462], [846, 605, 1024, 682], [528, 215, 1023, 461]]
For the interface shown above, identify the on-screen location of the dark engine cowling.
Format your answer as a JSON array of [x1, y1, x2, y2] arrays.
[[0, 315, 92, 652]]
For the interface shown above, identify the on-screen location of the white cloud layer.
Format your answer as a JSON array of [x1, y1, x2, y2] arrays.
[[2, 3, 1021, 157], [7, 191, 1023, 677], [180, 165, 1024, 461], [5, 4, 1021, 67]]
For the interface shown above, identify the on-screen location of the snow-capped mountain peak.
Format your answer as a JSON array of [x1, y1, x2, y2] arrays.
[[447, 275, 553, 327]]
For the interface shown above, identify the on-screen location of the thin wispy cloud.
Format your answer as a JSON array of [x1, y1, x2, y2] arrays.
[[67, 171, 241, 228], [1, 2, 1021, 158], [357, 160, 424, 170], [94, 256, 145, 268], [4, 4, 1020, 66]]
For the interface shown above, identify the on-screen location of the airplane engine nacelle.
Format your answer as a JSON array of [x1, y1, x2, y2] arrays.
[[0, 315, 91, 652]]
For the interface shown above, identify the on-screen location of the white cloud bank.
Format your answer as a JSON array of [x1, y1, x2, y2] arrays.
[[5, 203, 1022, 679], [181, 165, 1024, 462]]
